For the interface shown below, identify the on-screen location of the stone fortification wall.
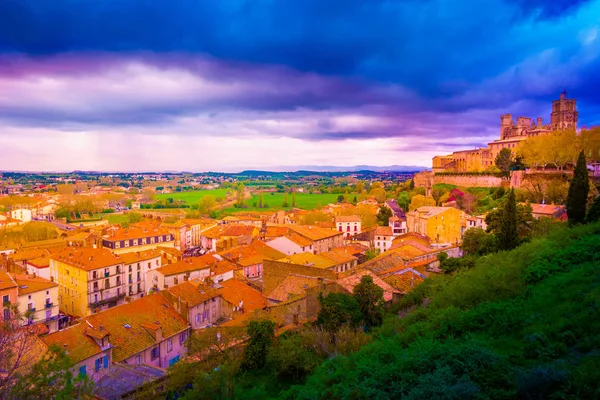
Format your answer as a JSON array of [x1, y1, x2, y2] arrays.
[[414, 171, 506, 188]]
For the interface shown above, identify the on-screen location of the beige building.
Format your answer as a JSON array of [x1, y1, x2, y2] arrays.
[[13, 274, 60, 333], [119, 249, 162, 301]]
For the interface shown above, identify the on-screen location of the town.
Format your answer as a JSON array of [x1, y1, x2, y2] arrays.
[[3, 100, 600, 397]]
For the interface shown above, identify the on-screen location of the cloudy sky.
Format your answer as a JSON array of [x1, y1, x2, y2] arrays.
[[1, 0, 599, 172]]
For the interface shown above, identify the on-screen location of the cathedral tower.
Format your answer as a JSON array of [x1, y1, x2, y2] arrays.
[[550, 91, 578, 130]]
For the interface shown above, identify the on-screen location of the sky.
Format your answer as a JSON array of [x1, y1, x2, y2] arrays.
[[1, 0, 599, 172]]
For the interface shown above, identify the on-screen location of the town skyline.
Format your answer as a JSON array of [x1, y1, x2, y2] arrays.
[[1, 0, 600, 171]]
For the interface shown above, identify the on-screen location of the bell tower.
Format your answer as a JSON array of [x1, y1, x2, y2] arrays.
[[550, 91, 578, 130]]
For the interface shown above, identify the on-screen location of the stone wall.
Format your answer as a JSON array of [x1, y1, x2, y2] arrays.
[[414, 171, 506, 188]]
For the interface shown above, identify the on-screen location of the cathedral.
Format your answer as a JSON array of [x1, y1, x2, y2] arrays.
[[432, 92, 578, 173]]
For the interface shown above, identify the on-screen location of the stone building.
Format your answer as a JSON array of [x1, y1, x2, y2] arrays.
[[433, 92, 578, 173]]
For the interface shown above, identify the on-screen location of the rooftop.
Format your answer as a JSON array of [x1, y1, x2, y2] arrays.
[[12, 274, 58, 295], [267, 274, 325, 302], [50, 248, 123, 271], [156, 254, 217, 276], [337, 270, 398, 302], [104, 226, 172, 242], [288, 225, 342, 241], [168, 280, 220, 306], [0, 270, 17, 291], [218, 278, 267, 313], [119, 249, 162, 265], [282, 252, 337, 270]]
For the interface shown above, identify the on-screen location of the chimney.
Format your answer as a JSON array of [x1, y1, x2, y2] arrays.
[[99, 325, 104, 331]]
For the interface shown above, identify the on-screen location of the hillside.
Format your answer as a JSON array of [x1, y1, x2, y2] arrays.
[[283, 223, 600, 399]]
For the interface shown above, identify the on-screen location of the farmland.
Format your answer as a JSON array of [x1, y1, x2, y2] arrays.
[[223, 192, 341, 212], [155, 189, 231, 204]]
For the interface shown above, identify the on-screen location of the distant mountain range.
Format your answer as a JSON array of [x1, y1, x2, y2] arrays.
[[265, 165, 428, 173]]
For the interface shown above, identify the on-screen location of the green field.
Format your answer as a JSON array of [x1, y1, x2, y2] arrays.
[[155, 189, 231, 204], [224, 192, 340, 212], [105, 213, 130, 224]]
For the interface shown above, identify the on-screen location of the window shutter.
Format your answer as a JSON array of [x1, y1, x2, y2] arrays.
[[79, 365, 87, 376], [103, 355, 109, 369]]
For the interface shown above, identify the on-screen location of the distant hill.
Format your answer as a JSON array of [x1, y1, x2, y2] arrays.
[[241, 165, 427, 173]]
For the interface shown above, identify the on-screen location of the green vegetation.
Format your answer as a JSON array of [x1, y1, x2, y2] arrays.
[[225, 193, 340, 212], [105, 213, 130, 224], [566, 150, 590, 224], [286, 222, 600, 399], [155, 189, 231, 205]]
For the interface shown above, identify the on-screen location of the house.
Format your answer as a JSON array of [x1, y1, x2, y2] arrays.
[[464, 214, 488, 231], [405, 206, 464, 245], [49, 248, 126, 317], [1, 270, 18, 322], [265, 233, 315, 256], [25, 256, 51, 280], [181, 218, 218, 247], [218, 278, 268, 322], [266, 274, 325, 303], [102, 226, 175, 254], [147, 254, 216, 291], [10, 208, 32, 223], [336, 270, 400, 304], [373, 226, 394, 253], [320, 248, 359, 273], [65, 232, 95, 248], [528, 203, 567, 220], [163, 280, 222, 330], [161, 220, 189, 251], [382, 268, 426, 296], [200, 224, 259, 252], [287, 225, 344, 253], [334, 215, 361, 239], [119, 249, 162, 301], [12, 273, 60, 333], [209, 259, 237, 283], [217, 241, 286, 279], [384, 199, 406, 219], [389, 216, 407, 235], [40, 293, 190, 382]]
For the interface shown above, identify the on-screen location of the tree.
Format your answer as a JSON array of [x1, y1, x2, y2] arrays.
[[236, 183, 245, 207], [586, 195, 600, 224], [292, 191, 297, 207], [396, 192, 410, 211], [337, 194, 345, 203], [492, 189, 520, 251], [409, 179, 415, 190], [376, 206, 392, 226], [282, 193, 289, 208], [267, 332, 320, 381], [365, 248, 380, 260], [495, 148, 513, 178], [352, 275, 385, 329], [462, 228, 497, 256], [198, 195, 216, 215], [22, 221, 58, 242], [242, 319, 276, 371], [369, 188, 387, 203], [316, 293, 362, 332], [566, 151, 590, 224]]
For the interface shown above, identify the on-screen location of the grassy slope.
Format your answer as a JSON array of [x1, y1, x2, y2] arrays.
[[284, 223, 600, 399]]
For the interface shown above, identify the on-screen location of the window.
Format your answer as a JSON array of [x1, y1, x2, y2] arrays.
[[179, 333, 186, 344], [129, 265, 132, 273], [167, 339, 173, 352], [115, 241, 120, 249], [92, 271, 97, 279], [150, 347, 159, 360], [2, 295, 8, 304], [79, 365, 87, 377], [136, 355, 141, 365], [196, 314, 200, 323]]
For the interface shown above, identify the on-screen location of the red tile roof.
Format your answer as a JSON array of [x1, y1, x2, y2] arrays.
[[167, 281, 220, 307], [218, 279, 267, 313], [50, 248, 123, 271]]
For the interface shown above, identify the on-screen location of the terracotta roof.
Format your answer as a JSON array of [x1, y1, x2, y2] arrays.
[[104, 226, 172, 241], [119, 249, 161, 265], [528, 203, 566, 216], [26, 256, 50, 268], [282, 232, 314, 247], [50, 248, 123, 271], [337, 243, 369, 255], [264, 226, 290, 238], [267, 274, 324, 302], [374, 226, 393, 236], [19, 238, 67, 249], [218, 241, 286, 267], [337, 270, 398, 302], [382, 269, 426, 294], [167, 281, 220, 307], [218, 279, 267, 312], [85, 293, 189, 362], [288, 225, 342, 241], [321, 248, 357, 265], [202, 224, 257, 239], [282, 252, 337, 270], [211, 259, 238, 275], [157, 246, 183, 257], [0, 270, 17, 291], [156, 254, 217, 276], [41, 322, 104, 364], [12, 274, 58, 295], [9, 248, 52, 262]]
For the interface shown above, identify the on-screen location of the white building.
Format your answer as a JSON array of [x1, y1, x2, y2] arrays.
[[10, 208, 32, 223], [335, 215, 362, 239]]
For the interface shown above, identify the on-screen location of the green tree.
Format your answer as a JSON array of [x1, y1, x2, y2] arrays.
[[282, 193, 289, 208], [566, 151, 590, 224], [337, 194, 345, 203], [495, 148, 513, 178], [365, 248, 380, 260], [22, 221, 58, 242], [376, 205, 392, 226], [242, 319, 276, 371], [495, 189, 520, 250], [236, 183, 245, 207], [396, 191, 410, 211], [316, 293, 362, 332], [461, 228, 497, 256], [268, 332, 320, 381], [127, 211, 143, 224], [409, 179, 415, 190], [352, 275, 385, 329], [198, 195, 216, 215], [292, 191, 297, 207], [586, 195, 600, 224]]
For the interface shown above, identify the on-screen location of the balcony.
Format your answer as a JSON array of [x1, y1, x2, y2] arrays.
[[45, 302, 53, 309], [89, 293, 126, 308], [45, 314, 60, 322], [104, 272, 110, 278], [27, 307, 36, 313]]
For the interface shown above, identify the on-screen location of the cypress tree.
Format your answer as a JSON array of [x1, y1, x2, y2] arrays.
[[497, 189, 519, 251], [586, 195, 600, 224], [566, 151, 590, 224]]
